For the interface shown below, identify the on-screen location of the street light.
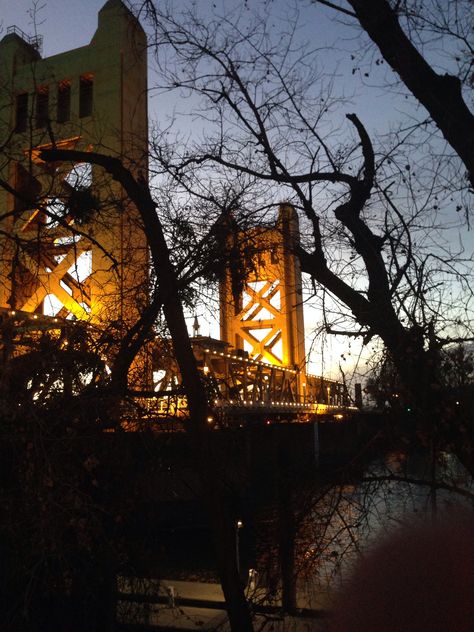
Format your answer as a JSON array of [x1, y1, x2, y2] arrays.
[[236, 519, 243, 577]]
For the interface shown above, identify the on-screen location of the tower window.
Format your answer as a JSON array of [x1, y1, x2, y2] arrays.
[[15, 93, 29, 133], [57, 80, 71, 123], [79, 74, 93, 118], [35, 86, 49, 128]]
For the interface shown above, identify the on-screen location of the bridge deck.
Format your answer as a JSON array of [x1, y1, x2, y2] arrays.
[[0, 310, 357, 424]]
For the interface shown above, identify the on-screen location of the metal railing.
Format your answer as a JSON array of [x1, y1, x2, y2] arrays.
[[6, 25, 43, 54]]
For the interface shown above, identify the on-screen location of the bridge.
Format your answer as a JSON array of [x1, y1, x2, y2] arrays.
[[138, 335, 352, 425], [0, 1, 357, 426], [0, 306, 354, 426]]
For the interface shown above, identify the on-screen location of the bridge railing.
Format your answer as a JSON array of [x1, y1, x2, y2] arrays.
[[147, 336, 354, 420], [0, 310, 355, 423]]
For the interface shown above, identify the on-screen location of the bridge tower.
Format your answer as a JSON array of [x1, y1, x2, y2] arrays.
[[220, 204, 306, 375], [0, 0, 148, 326]]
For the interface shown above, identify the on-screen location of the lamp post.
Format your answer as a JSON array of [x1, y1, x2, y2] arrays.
[[236, 519, 243, 577]]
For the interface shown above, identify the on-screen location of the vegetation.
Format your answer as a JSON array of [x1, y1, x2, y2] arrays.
[[135, 0, 474, 472], [1, 1, 473, 630]]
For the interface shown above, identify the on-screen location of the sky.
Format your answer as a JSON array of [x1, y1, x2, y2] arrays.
[[1, 0, 104, 54], [1, 0, 399, 133], [0, 0, 398, 128], [2, 0, 472, 386]]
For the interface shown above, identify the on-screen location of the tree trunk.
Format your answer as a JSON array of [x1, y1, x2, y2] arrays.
[[39, 148, 255, 632], [205, 480, 254, 632], [278, 440, 297, 614], [348, 0, 474, 187]]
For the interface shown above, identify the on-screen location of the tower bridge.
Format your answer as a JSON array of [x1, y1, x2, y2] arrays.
[[139, 335, 352, 425], [0, 306, 354, 425], [0, 1, 357, 425]]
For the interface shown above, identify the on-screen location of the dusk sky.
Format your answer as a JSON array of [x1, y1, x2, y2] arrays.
[[2, 7, 472, 628], [2, 0, 472, 381], [2, 0, 404, 134]]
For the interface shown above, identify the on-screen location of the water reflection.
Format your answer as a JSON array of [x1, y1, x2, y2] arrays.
[[292, 450, 473, 609]]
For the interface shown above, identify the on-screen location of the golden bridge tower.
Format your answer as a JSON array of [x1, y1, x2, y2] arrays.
[[220, 204, 306, 374], [0, 0, 148, 326]]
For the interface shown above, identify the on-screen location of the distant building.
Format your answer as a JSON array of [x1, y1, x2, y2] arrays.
[[0, 0, 148, 325]]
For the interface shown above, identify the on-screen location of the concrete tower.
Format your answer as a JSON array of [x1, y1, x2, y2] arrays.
[[220, 204, 306, 373], [0, 0, 148, 325]]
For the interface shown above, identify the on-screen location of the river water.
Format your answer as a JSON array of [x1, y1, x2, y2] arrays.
[[288, 450, 473, 610]]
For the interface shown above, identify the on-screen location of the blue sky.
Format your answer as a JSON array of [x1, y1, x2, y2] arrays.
[[1, 0, 401, 132], [1, 0, 105, 55], [3, 0, 472, 384]]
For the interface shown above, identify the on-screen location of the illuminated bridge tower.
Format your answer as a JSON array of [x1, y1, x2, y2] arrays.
[[220, 204, 306, 377], [0, 0, 148, 326]]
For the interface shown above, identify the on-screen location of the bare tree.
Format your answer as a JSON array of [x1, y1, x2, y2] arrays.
[[27, 146, 254, 631], [2, 1, 473, 627], [315, 0, 474, 187], [134, 0, 474, 474]]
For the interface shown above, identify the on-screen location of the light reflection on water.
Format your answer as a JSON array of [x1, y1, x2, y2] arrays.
[[295, 451, 473, 609]]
